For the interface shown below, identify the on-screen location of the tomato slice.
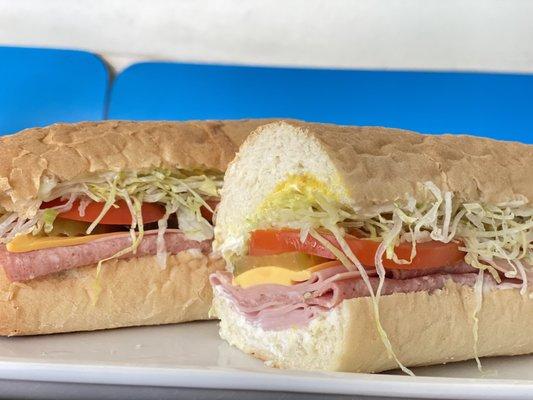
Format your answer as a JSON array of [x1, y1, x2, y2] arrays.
[[41, 199, 165, 225], [200, 199, 219, 223], [249, 229, 465, 269]]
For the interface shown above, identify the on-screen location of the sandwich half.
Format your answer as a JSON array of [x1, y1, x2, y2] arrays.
[[211, 120, 533, 373], [0, 119, 267, 336]]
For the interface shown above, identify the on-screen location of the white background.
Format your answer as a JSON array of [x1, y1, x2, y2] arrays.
[[1, 0, 533, 72]]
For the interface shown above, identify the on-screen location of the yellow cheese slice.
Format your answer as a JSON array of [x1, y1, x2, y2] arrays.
[[233, 262, 337, 289], [6, 233, 122, 253]]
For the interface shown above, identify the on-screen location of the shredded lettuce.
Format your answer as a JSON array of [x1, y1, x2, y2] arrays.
[[0, 169, 222, 246], [251, 181, 532, 280], [42, 209, 59, 234], [472, 268, 485, 372], [178, 206, 214, 241]]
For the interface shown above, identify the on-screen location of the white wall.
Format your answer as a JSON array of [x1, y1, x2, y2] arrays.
[[1, 0, 532, 73]]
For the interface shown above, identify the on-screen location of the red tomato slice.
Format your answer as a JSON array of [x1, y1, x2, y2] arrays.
[[200, 199, 219, 223], [249, 229, 465, 269], [41, 199, 165, 225]]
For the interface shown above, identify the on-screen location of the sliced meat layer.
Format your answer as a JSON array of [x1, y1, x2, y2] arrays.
[[211, 264, 514, 331], [388, 261, 477, 279], [1, 229, 211, 282]]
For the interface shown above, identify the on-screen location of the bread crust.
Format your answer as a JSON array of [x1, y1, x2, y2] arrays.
[[214, 282, 533, 373], [0, 250, 225, 336], [0, 119, 270, 216], [247, 121, 533, 207]]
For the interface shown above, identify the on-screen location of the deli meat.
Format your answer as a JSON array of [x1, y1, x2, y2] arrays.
[[1, 230, 211, 282], [388, 262, 477, 279], [211, 264, 510, 331]]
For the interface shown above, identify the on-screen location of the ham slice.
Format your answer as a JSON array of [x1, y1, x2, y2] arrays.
[[1, 229, 211, 282], [211, 264, 514, 331]]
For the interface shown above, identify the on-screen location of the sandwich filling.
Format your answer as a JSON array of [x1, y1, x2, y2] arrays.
[[211, 174, 532, 372], [0, 168, 223, 281]]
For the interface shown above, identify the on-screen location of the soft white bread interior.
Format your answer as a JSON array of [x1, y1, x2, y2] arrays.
[[215, 121, 532, 256], [213, 283, 533, 373], [0, 250, 225, 336]]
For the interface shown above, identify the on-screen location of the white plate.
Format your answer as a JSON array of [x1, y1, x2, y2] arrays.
[[0, 321, 532, 399]]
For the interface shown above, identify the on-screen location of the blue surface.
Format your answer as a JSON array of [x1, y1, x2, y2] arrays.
[[109, 62, 533, 143], [0, 47, 110, 135]]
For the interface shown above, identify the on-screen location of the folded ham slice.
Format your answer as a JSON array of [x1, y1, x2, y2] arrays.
[[211, 263, 515, 331], [1, 229, 211, 282]]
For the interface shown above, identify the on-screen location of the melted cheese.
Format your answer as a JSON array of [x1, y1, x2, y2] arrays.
[[233, 262, 335, 289], [6, 233, 121, 253]]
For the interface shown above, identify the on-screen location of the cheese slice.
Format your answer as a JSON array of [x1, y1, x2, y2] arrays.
[[233, 261, 339, 289], [6, 233, 122, 253]]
